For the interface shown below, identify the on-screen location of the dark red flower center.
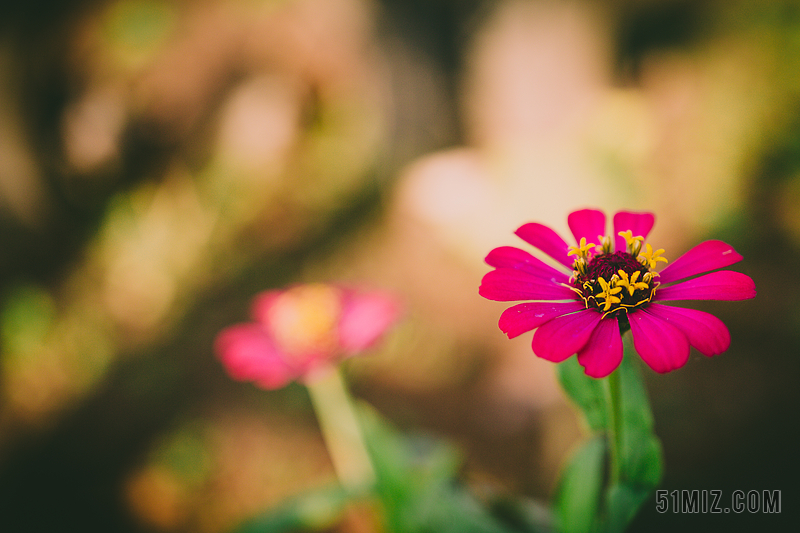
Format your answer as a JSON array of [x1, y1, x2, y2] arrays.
[[572, 251, 657, 317], [585, 251, 645, 281]]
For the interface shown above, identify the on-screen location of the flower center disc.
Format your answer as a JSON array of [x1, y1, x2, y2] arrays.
[[586, 251, 645, 281], [267, 284, 342, 356], [573, 251, 657, 316]]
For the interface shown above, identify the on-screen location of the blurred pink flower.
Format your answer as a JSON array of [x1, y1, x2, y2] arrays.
[[215, 284, 401, 389], [480, 209, 756, 378]]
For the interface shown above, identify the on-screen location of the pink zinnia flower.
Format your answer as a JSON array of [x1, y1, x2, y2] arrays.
[[479, 209, 756, 378], [215, 283, 401, 389]]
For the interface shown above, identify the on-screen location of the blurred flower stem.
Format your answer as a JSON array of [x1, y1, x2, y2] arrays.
[[604, 363, 623, 487], [305, 368, 375, 493]]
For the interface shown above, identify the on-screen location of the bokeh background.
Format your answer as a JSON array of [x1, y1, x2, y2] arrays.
[[0, 0, 798, 531]]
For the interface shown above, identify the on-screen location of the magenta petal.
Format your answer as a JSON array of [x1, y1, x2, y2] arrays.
[[214, 324, 297, 389], [515, 222, 573, 268], [613, 211, 655, 252], [338, 291, 401, 354], [485, 246, 569, 282], [568, 209, 606, 247], [656, 270, 756, 301], [480, 268, 577, 301], [646, 304, 730, 357], [577, 318, 623, 378], [499, 301, 586, 338], [532, 309, 601, 363], [629, 308, 690, 373], [250, 289, 284, 325], [658, 240, 743, 283]]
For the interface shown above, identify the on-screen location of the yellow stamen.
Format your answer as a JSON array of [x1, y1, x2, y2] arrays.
[[638, 243, 668, 270], [567, 237, 597, 259], [618, 230, 644, 255], [573, 256, 588, 277], [267, 284, 342, 356], [596, 276, 622, 312], [616, 269, 649, 296], [597, 234, 613, 254]]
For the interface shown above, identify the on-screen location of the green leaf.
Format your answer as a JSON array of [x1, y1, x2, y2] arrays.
[[615, 339, 663, 489], [620, 430, 663, 489], [554, 336, 663, 533], [232, 405, 542, 533], [598, 336, 664, 533], [357, 403, 458, 531], [553, 435, 606, 533], [0, 284, 56, 357], [556, 356, 607, 432], [357, 404, 518, 533], [604, 484, 651, 533], [232, 485, 350, 533], [487, 494, 555, 533], [616, 341, 655, 434]]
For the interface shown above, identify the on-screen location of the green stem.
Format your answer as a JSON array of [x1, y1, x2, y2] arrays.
[[305, 367, 376, 493], [605, 366, 623, 486]]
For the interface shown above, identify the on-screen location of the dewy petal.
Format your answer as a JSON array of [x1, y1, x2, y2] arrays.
[[532, 309, 601, 363], [655, 270, 756, 301], [485, 246, 570, 282], [577, 317, 623, 378], [657, 240, 743, 283], [613, 211, 655, 253], [480, 268, 578, 301], [568, 209, 606, 247], [646, 304, 730, 357], [515, 222, 573, 268], [499, 301, 586, 338], [338, 290, 401, 354], [214, 324, 297, 389], [629, 308, 690, 373]]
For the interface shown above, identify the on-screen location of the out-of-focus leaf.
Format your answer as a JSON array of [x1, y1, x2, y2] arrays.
[[0, 284, 55, 357], [233, 404, 525, 533], [556, 356, 607, 431], [555, 337, 663, 533], [232, 486, 350, 533], [104, 0, 176, 51], [616, 339, 655, 434], [553, 435, 606, 533], [620, 430, 663, 490], [604, 483, 651, 533], [599, 337, 663, 533], [358, 404, 521, 533], [616, 340, 663, 489], [487, 494, 555, 533], [150, 423, 212, 489]]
